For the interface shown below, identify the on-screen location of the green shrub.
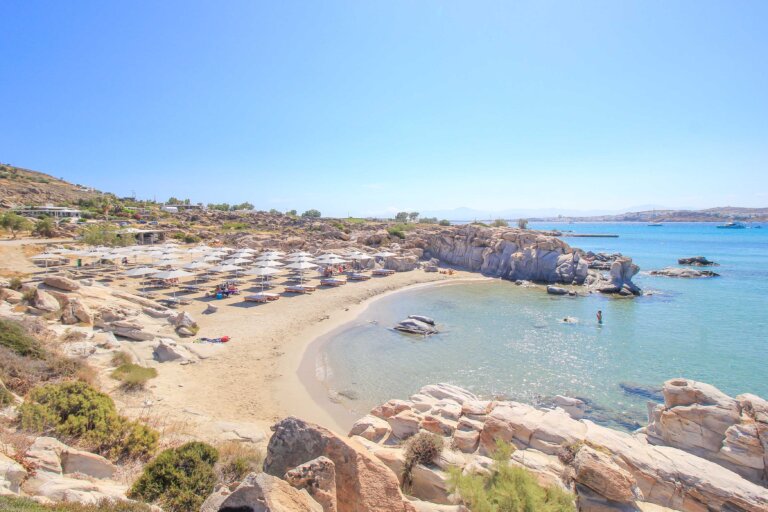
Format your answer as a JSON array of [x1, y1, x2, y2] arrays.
[[0, 495, 153, 511], [448, 440, 575, 512], [439, 219, 451, 226], [21, 289, 36, 305], [517, 218, 529, 229], [9, 277, 22, 290], [129, 441, 219, 512], [215, 440, 263, 485], [402, 432, 443, 490], [19, 381, 158, 461], [0, 319, 45, 358], [111, 363, 158, 391], [387, 223, 417, 239], [34, 217, 56, 237], [0, 381, 14, 406], [491, 218, 509, 227], [183, 234, 201, 243]]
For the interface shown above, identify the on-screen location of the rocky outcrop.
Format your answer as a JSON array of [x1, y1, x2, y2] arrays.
[[153, 338, 193, 363], [644, 378, 768, 485], [285, 456, 338, 512], [0, 288, 23, 304], [422, 226, 591, 285], [264, 417, 416, 512], [650, 267, 719, 278], [32, 288, 60, 312], [678, 256, 718, 266], [0, 453, 27, 495], [218, 472, 323, 511], [60, 297, 93, 325], [419, 225, 640, 294], [384, 256, 419, 272], [19, 437, 129, 505], [43, 276, 80, 291], [170, 310, 198, 337], [352, 383, 768, 511]]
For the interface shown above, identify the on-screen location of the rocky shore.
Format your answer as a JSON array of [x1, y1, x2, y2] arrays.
[[343, 379, 768, 511]]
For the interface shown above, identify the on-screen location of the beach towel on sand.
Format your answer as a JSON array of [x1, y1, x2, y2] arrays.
[[195, 336, 231, 344]]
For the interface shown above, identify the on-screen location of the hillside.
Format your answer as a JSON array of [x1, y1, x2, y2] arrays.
[[532, 206, 768, 223], [0, 163, 101, 208]]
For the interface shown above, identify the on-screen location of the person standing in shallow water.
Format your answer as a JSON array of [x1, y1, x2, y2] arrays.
[[597, 310, 603, 324]]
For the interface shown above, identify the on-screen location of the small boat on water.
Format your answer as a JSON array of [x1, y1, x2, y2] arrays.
[[648, 223, 663, 227], [716, 221, 746, 229]]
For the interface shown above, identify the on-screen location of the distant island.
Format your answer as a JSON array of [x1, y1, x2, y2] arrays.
[[529, 207, 768, 223]]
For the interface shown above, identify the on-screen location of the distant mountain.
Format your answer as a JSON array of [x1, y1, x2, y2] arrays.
[[0, 163, 102, 208]]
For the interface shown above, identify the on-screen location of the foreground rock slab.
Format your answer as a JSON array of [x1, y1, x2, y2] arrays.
[[218, 472, 323, 511], [265, 417, 416, 512]]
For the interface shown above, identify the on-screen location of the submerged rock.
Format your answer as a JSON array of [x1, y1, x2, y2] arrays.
[[678, 256, 718, 266], [650, 267, 720, 278]]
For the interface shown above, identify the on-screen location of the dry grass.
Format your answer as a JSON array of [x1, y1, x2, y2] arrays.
[[214, 440, 264, 485]]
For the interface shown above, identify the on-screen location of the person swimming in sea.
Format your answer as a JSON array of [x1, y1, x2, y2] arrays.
[[597, 310, 603, 324]]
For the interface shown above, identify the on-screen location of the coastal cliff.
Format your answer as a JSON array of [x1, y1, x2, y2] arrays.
[[415, 225, 641, 294]]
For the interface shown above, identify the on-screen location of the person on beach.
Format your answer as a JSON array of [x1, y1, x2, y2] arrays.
[[597, 310, 603, 324]]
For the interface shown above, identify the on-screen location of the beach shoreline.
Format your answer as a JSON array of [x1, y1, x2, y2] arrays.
[[282, 276, 495, 434]]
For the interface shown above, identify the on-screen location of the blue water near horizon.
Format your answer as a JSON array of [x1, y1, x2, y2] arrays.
[[318, 222, 768, 430]]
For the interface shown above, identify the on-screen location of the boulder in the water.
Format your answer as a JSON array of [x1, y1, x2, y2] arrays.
[[394, 318, 437, 335], [408, 315, 435, 326], [678, 256, 718, 266]]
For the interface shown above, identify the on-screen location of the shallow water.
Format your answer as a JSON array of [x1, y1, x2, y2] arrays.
[[317, 222, 768, 430]]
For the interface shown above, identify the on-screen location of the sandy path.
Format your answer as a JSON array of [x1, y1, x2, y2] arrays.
[[0, 237, 72, 276]]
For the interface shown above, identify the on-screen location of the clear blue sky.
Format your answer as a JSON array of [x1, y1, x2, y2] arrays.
[[1, 1, 766, 217]]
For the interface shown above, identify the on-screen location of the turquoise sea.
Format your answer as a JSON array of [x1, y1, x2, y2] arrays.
[[316, 223, 768, 430]]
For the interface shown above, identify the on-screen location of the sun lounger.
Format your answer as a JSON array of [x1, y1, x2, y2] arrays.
[[348, 273, 371, 281], [320, 278, 347, 287], [245, 293, 281, 303], [284, 284, 316, 293], [180, 285, 202, 292], [372, 269, 396, 276]]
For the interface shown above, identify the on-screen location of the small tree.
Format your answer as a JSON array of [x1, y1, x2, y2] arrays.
[[286, 209, 298, 216], [408, 211, 420, 223], [302, 209, 321, 218], [395, 212, 409, 223], [439, 219, 451, 226], [492, 218, 509, 227], [0, 212, 31, 239], [34, 216, 56, 237], [517, 218, 529, 229]]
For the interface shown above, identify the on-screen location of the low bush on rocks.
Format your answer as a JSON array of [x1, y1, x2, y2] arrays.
[[19, 381, 158, 461], [0, 496, 153, 511], [449, 441, 575, 512], [0, 318, 45, 358], [402, 431, 443, 490], [111, 363, 157, 391], [128, 441, 219, 512], [9, 277, 23, 291], [0, 320, 89, 395], [215, 440, 263, 485]]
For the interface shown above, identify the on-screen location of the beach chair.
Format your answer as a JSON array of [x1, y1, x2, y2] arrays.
[[347, 273, 371, 281], [372, 269, 396, 276], [320, 277, 347, 287], [244, 293, 281, 303], [284, 284, 316, 293]]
